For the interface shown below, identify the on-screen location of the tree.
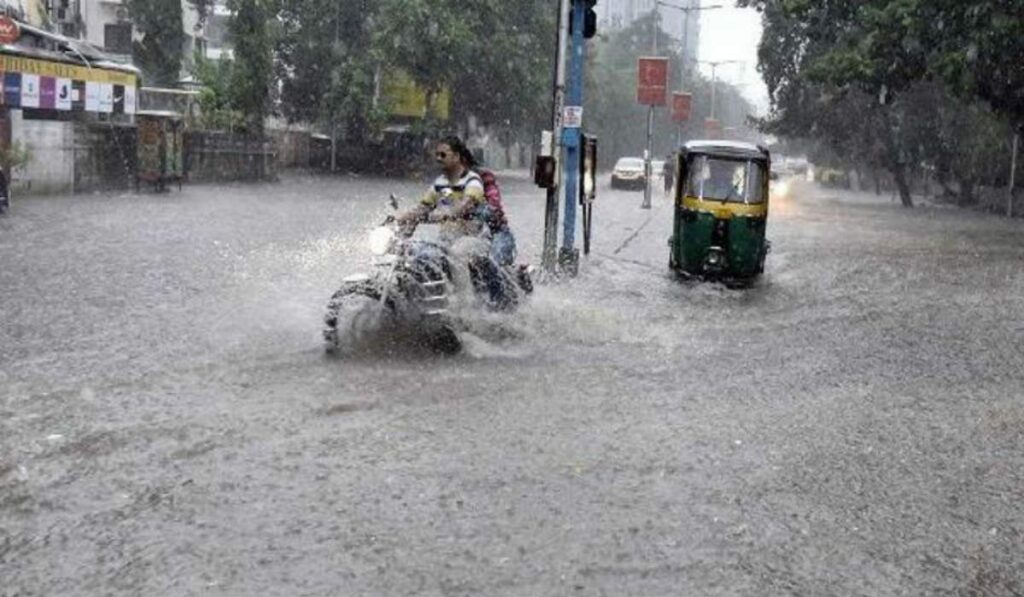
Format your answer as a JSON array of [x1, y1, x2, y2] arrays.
[[740, 0, 1024, 207], [125, 0, 185, 86], [738, 0, 929, 206], [447, 0, 555, 143], [915, 1, 1024, 131], [225, 0, 276, 134], [192, 53, 245, 131], [371, 0, 554, 138], [276, 0, 382, 150]]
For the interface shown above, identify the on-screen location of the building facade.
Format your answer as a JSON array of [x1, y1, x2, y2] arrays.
[[0, 0, 140, 193]]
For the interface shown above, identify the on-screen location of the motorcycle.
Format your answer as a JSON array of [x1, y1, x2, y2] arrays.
[[323, 196, 533, 355]]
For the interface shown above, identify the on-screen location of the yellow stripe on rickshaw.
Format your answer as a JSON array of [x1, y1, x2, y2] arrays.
[[681, 195, 768, 218]]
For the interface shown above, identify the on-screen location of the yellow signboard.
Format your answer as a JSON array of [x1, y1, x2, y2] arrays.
[[0, 54, 137, 87], [380, 69, 450, 121]]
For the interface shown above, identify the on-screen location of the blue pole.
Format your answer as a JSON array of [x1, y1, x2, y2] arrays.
[[561, 0, 585, 255]]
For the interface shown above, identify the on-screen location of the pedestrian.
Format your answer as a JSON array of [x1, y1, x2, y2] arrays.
[[663, 153, 675, 196], [0, 167, 9, 215]]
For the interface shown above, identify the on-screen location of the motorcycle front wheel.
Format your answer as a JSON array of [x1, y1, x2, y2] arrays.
[[323, 290, 387, 355]]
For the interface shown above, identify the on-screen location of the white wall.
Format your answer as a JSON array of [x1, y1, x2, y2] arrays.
[[11, 110, 75, 194]]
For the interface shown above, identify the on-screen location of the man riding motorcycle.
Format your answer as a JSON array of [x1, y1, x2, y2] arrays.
[[397, 135, 515, 307]]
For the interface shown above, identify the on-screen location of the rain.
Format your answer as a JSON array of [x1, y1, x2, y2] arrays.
[[2, 1, 1024, 595]]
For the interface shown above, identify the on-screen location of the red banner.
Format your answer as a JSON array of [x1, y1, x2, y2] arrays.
[[637, 57, 669, 106], [704, 117, 722, 138], [671, 92, 692, 122]]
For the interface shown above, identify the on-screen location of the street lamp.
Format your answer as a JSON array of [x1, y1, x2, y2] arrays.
[[655, 0, 723, 84], [698, 59, 743, 120]]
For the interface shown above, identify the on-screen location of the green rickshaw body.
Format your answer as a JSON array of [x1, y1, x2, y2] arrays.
[[669, 140, 771, 281]]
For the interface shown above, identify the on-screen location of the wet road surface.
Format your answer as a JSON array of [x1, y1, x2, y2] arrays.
[[2, 173, 1023, 595]]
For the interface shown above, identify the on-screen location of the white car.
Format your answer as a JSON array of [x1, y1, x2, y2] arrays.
[[611, 157, 661, 190]]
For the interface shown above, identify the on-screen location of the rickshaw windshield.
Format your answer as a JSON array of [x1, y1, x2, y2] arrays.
[[686, 156, 766, 204]]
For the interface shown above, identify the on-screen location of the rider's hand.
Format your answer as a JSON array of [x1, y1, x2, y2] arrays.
[[428, 207, 454, 223]]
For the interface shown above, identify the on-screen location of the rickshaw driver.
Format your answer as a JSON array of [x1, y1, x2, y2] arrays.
[[701, 159, 746, 201]]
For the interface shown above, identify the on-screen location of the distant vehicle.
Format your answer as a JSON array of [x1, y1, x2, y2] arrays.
[[770, 170, 794, 200], [610, 157, 645, 190]]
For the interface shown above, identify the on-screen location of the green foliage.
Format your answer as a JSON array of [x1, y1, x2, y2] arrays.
[[276, 0, 383, 140], [0, 141, 32, 175], [125, 0, 185, 86], [738, 0, 1023, 206], [369, 0, 555, 138], [192, 53, 245, 131], [225, 0, 276, 134], [272, 0, 554, 145], [915, 1, 1024, 129]]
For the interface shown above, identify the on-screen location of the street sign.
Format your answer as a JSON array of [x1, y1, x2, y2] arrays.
[[637, 57, 669, 106], [704, 117, 722, 138], [0, 17, 20, 45], [672, 92, 692, 122], [562, 105, 583, 128]]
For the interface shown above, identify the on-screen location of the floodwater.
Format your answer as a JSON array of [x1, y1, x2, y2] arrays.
[[2, 172, 1023, 595]]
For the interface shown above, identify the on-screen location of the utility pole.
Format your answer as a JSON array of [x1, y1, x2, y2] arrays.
[[1009, 131, 1019, 218], [542, 0, 571, 273], [656, 1, 723, 149], [698, 59, 742, 121], [541, 0, 596, 275], [656, 0, 723, 82], [559, 0, 586, 272], [641, 5, 663, 210]]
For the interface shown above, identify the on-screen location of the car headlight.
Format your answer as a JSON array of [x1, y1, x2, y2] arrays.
[[368, 226, 395, 256]]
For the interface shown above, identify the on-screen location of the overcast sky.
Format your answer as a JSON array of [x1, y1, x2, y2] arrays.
[[695, 2, 770, 114]]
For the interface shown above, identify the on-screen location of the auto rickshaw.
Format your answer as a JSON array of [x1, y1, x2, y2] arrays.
[[668, 140, 771, 283]]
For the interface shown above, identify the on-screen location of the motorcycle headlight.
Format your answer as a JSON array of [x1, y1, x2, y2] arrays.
[[368, 226, 396, 256]]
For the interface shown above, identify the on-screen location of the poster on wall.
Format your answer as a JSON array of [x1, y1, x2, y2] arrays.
[[39, 76, 55, 109], [0, 54, 137, 114], [123, 85, 136, 114], [20, 73, 39, 108], [84, 81, 100, 112], [71, 80, 85, 111], [56, 77, 72, 110], [2, 72, 18, 106], [99, 83, 113, 113]]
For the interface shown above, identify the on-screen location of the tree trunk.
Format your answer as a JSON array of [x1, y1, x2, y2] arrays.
[[880, 109, 914, 207], [957, 176, 976, 206], [887, 161, 914, 207]]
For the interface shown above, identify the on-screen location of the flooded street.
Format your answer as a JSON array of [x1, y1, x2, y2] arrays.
[[2, 174, 1023, 595]]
